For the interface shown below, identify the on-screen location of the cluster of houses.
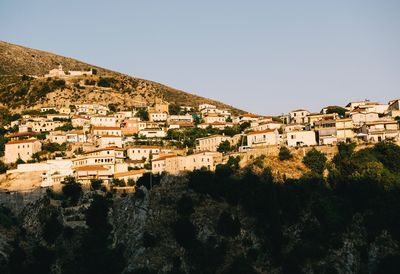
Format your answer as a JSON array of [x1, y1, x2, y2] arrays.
[[2, 97, 400, 189]]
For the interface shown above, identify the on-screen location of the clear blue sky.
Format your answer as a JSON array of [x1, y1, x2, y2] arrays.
[[1, 0, 399, 115]]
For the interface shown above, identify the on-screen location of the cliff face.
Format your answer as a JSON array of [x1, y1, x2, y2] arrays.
[[1, 171, 400, 273]]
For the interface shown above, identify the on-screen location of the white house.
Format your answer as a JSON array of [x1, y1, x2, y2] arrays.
[[246, 129, 279, 147], [286, 131, 317, 147], [139, 128, 166, 138], [149, 112, 168, 122]]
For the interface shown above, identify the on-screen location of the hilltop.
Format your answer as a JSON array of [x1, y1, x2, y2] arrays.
[[0, 41, 244, 114]]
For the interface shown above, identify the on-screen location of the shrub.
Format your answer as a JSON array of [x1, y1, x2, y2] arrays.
[[217, 140, 231, 153], [217, 211, 241, 237], [279, 146, 293, 161], [303, 148, 327, 174], [42, 213, 63, 244], [172, 218, 197, 249], [0, 160, 7, 174], [176, 195, 194, 217], [90, 179, 103, 190], [62, 176, 82, 205]]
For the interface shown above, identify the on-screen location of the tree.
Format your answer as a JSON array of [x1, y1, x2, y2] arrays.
[[168, 103, 181, 115], [172, 218, 197, 249], [303, 148, 327, 174], [324, 106, 346, 117], [239, 122, 251, 132], [176, 195, 194, 217], [136, 109, 149, 121], [217, 211, 241, 237], [62, 176, 82, 205], [217, 140, 231, 153], [279, 146, 293, 161], [0, 160, 7, 174], [90, 179, 103, 190], [42, 213, 63, 244], [108, 103, 118, 113]]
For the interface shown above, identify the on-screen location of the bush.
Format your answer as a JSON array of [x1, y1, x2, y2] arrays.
[[172, 218, 197, 249], [0, 160, 7, 174], [42, 213, 63, 244], [176, 195, 194, 217], [217, 140, 231, 153], [62, 176, 82, 205], [90, 179, 103, 190], [303, 148, 327, 174], [279, 146, 293, 161], [217, 211, 241, 237]]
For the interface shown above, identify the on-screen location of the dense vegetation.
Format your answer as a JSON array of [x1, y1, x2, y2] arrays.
[[1, 142, 400, 273]]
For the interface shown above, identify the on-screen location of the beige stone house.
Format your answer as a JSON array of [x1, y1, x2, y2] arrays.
[[4, 138, 42, 163], [196, 134, 232, 152], [127, 146, 161, 161]]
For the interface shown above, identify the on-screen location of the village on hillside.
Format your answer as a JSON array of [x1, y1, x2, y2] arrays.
[[1, 67, 400, 192]]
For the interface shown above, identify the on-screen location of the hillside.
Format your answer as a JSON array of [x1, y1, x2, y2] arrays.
[[0, 41, 244, 114]]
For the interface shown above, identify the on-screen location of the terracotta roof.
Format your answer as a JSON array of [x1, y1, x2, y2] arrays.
[[241, 113, 259, 118], [83, 146, 124, 154], [6, 132, 34, 138], [75, 165, 109, 171], [152, 154, 177, 162], [114, 169, 145, 177], [92, 126, 121, 130], [99, 134, 121, 138], [247, 129, 276, 136], [66, 130, 85, 135], [259, 121, 282, 125], [127, 145, 160, 149], [292, 109, 308, 112], [6, 138, 39, 145]]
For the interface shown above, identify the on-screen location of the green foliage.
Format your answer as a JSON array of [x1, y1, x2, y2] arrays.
[[42, 142, 67, 152], [168, 103, 181, 115], [16, 158, 25, 165], [97, 77, 116, 87], [217, 140, 231, 153], [303, 148, 327, 174], [62, 176, 82, 205], [217, 211, 241, 237], [136, 109, 149, 121], [324, 105, 347, 117], [112, 178, 125, 187], [42, 213, 63, 244], [279, 146, 293, 161], [55, 122, 74, 131], [0, 160, 7, 173], [52, 79, 66, 89], [136, 172, 162, 189], [172, 218, 197, 249], [0, 206, 17, 228], [176, 195, 194, 217], [272, 116, 283, 123], [84, 79, 96, 85], [108, 103, 118, 113], [239, 121, 251, 132], [90, 179, 103, 190]]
